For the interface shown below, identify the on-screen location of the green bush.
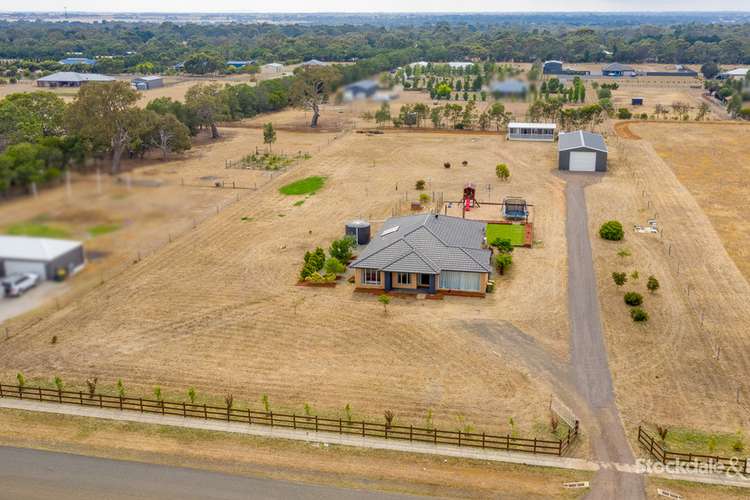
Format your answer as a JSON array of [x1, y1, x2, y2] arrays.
[[611, 271, 627, 286], [630, 307, 649, 322], [324, 257, 346, 275], [599, 220, 624, 241], [624, 291, 643, 306], [415, 179, 426, 190], [647, 275, 660, 294], [617, 108, 632, 119], [329, 236, 355, 262]]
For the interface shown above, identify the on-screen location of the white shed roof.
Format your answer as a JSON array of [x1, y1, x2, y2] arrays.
[[0, 235, 82, 261], [509, 122, 557, 130], [37, 72, 115, 83]]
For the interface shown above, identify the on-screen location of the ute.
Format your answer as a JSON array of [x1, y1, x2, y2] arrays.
[[1, 273, 40, 297]]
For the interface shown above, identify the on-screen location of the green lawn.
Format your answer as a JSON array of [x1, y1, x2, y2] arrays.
[[88, 223, 121, 237], [486, 223, 526, 246], [279, 176, 326, 196], [645, 424, 747, 456], [6, 222, 71, 239]]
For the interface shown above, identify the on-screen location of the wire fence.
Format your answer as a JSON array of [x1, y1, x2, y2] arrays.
[[0, 384, 579, 456]]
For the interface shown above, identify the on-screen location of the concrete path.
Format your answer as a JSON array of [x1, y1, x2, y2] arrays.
[[0, 281, 69, 324], [0, 445, 414, 500], [565, 175, 646, 499]]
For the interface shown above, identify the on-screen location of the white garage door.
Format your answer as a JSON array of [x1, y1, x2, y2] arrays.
[[569, 151, 597, 172], [3, 260, 47, 280]]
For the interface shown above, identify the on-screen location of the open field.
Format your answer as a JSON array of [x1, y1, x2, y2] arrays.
[[0, 124, 571, 440], [586, 122, 750, 449], [0, 408, 592, 498]]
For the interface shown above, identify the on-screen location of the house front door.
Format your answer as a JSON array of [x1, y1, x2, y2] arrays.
[[418, 273, 431, 288]]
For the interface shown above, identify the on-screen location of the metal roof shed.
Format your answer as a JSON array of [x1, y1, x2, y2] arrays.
[[0, 236, 85, 280], [558, 131, 608, 172], [507, 122, 556, 141]]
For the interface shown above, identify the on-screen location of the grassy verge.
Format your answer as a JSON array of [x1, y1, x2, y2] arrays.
[[6, 222, 71, 239], [279, 176, 326, 196], [87, 223, 121, 237], [648, 477, 750, 500], [644, 423, 746, 456], [486, 223, 526, 246]]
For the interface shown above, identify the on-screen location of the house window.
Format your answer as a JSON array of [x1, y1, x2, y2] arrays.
[[363, 269, 380, 284], [440, 271, 482, 292], [396, 272, 410, 285]]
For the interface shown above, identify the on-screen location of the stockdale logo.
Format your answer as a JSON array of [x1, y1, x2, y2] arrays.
[[636, 458, 750, 479]]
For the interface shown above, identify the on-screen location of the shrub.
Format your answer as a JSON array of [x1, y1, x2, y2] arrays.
[[153, 386, 162, 401], [54, 376, 63, 392], [415, 179, 426, 190], [187, 387, 196, 403], [384, 409, 395, 429], [732, 434, 744, 452], [647, 275, 660, 294], [324, 257, 346, 275], [630, 307, 649, 322], [344, 403, 353, 424], [617, 108, 632, 119], [419, 193, 431, 204], [306, 271, 336, 283], [496, 163, 510, 181], [491, 238, 513, 254], [495, 253, 513, 275], [630, 270, 639, 280], [262, 394, 270, 413], [624, 291, 643, 306], [378, 293, 391, 313], [612, 271, 627, 286], [599, 220, 624, 241], [329, 237, 355, 262], [86, 377, 98, 398], [443, 161, 451, 169], [16, 373, 25, 388]]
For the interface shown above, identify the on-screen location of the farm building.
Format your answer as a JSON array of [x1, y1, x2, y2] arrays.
[[447, 62, 474, 70], [631, 97, 644, 106], [507, 122, 556, 141], [602, 63, 636, 77], [262, 63, 285, 73], [343, 80, 378, 101], [490, 79, 528, 98], [350, 214, 492, 296], [302, 59, 327, 67], [58, 57, 96, 66], [543, 60, 590, 76], [36, 72, 115, 88], [132, 75, 164, 90], [0, 236, 84, 281], [558, 131, 608, 172]]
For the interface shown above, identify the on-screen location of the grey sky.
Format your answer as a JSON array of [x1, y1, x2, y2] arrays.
[[4, 1, 750, 13]]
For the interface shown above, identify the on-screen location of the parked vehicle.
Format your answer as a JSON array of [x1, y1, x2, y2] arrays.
[[1, 273, 40, 297]]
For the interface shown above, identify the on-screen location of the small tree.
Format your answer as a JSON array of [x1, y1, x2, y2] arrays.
[[16, 372, 25, 389], [344, 403, 353, 424], [631, 307, 649, 322], [495, 253, 513, 275], [630, 270, 639, 280], [225, 394, 234, 411], [612, 271, 627, 286], [262, 394, 270, 413], [419, 193, 431, 204], [262, 122, 276, 152], [599, 220, 624, 241], [329, 237, 355, 262], [491, 238, 513, 254], [54, 376, 63, 392], [378, 294, 391, 314], [117, 379, 125, 398], [496, 163, 510, 181], [187, 387, 197, 404], [153, 386, 162, 401], [86, 377, 98, 399], [324, 257, 346, 275], [415, 179, 426, 190], [624, 291, 643, 306], [647, 275, 660, 294], [384, 410, 395, 429]]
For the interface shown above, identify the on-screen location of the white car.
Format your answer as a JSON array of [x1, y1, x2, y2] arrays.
[[1, 273, 40, 297]]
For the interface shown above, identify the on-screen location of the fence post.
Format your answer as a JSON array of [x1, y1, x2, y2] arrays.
[[506, 434, 510, 451], [204, 404, 207, 419], [458, 430, 461, 447], [339, 418, 342, 434], [119, 395, 123, 410], [248, 408, 252, 425], [99, 394, 103, 408], [533, 438, 537, 454], [410, 425, 413, 442], [482, 432, 486, 449], [80, 391, 83, 406], [434, 428, 437, 444], [293, 413, 296, 430], [183, 402, 186, 417], [270, 411, 273, 427], [58, 389, 62, 403], [0, 383, 4, 398], [38, 387, 42, 401], [384, 422, 388, 440], [315, 415, 318, 432], [362, 421, 365, 437], [139, 397, 143, 412]]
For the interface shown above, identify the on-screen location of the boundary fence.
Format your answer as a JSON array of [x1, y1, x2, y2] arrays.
[[0, 384, 578, 456], [638, 426, 749, 474]]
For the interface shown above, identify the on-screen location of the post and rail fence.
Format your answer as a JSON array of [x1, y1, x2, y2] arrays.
[[0, 383, 578, 457], [638, 426, 750, 475]]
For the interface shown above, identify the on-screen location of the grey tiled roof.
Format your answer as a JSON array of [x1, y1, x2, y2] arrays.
[[558, 131, 608, 153], [350, 214, 492, 274]]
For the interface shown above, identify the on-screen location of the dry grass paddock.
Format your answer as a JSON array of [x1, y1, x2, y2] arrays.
[[0, 125, 571, 438], [586, 122, 750, 444]]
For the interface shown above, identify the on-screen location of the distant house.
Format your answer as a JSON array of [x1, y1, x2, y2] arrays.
[[302, 59, 326, 67], [507, 122, 556, 141], [409, 61, 429, 68], [262, 62, 285, 73], [0, 235, 85, 281], [602, 63, 636, 77], [350, 214, 492, 296], [343, 80, 378, 101], [226, 60, 255, 68], [716, 68, 749, 80], [490, 79, 529, 98], [36, 72, 115, 88], [132, 75, 164, 90], [447, 62, 474, 70], [543, 60, 590, 76], [58, 57, 96, 66], [558, 131, 608, 172]]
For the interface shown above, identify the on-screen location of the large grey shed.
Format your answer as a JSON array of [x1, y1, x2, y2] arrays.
[[345, 220, 371, 245], [0, 235, 85, 280], [558, 131, 608, 172]]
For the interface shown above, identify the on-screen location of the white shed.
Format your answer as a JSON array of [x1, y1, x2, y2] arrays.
[[0, 236, 85, 280]]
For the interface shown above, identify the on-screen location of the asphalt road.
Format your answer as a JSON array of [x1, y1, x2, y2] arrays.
[[0, 446, 416, 500], [564, 175, 645, 500]]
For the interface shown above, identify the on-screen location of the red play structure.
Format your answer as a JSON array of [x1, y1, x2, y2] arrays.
[[463, 183, 480, 211]]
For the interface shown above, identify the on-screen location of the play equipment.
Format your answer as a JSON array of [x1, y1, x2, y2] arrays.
[[463, 183, 480, 210], [502, 197, 529, 220]]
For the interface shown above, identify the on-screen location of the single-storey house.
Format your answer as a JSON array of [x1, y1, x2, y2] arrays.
[[716, 68, 749, 80], [262, 63, 285, 73], [36, 72, 115, 88], [343, 80, 378, 101], [490, 79, 528, 98], [507, 122, 556, 141], [132, 75, 164, 90], [0, 236, 85, 280], [602, 63, 636, 77], [644, 65, 698, 77], [226, 60, 255, 68], [558, 131, 608, 172], [58, 57, 96, 66], [350, 214, 492, 296]]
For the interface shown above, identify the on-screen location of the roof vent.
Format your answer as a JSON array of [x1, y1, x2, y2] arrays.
[[380, 226, 400, 237]]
